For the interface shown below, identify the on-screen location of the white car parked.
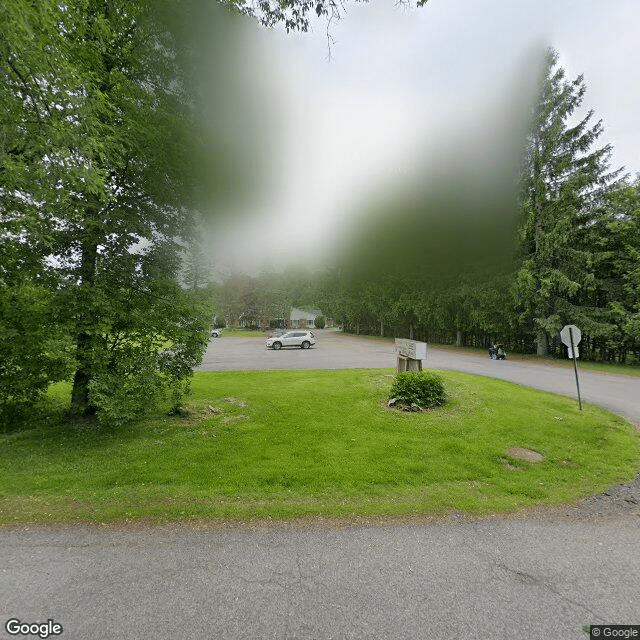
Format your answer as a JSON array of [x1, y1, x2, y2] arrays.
[[211, 328, 223, 338], [266, 331, 315, 350]]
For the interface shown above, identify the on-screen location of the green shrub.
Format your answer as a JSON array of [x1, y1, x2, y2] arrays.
[[86, 291, 210, 427], [389, 371, 447, 409], [314, 315, 326, 329], [0, 284, 74, 429]]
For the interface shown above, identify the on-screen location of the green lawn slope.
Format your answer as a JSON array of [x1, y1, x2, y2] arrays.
[[1, 369, 638, 523]]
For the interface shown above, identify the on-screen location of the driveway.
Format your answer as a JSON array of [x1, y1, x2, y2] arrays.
[[2, 332, 639, 640]]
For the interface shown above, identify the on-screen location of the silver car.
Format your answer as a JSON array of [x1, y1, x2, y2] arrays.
[[266, 331, 315, 350]]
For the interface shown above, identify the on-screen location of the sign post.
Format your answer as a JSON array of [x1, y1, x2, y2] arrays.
[[560, 324, 582, 411]]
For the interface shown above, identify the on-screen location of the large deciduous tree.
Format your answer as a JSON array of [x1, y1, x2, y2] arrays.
[[1, 1, 210, 424], [1, 2, 77, 424]]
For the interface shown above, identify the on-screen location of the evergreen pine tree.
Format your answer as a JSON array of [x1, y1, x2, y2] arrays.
[[515, 48, 622, 356]]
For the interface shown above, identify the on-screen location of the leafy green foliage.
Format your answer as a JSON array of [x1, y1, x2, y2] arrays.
[[514, 48, 623, 355], [314, 314, 326, 329], [317, 48, 640, 363], [209, 267, 323, 328], [0, 284, 74, 428], [390, 371, 447, 409], [84, 284, 210, 426], [89, 349, 166, 429], [1, 0, 213, 424]]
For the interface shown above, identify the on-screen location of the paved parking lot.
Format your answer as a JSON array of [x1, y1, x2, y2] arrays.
[[197, 329, 396, 371]]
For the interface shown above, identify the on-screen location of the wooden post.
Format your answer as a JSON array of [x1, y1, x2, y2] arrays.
[[397, 356, 422, 373]]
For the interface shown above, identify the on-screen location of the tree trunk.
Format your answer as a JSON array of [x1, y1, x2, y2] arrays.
[[71, 331, 95, 416], [380, 321, 384, 337], [70, 232, 99, 417], [456, 330, 463, 347], [536, 330, 548, 357], [409, 323, 414, 340], [356, 321, 360, 335]]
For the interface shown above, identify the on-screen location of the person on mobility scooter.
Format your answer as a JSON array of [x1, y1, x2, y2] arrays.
[[488, 343, 506, 360]]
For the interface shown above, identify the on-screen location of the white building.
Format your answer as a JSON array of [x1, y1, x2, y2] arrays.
[[289, 308, 323, 329]]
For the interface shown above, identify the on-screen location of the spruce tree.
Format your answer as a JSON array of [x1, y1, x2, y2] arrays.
[[582, 180, 640, 361], [515, 48, 622, 356]]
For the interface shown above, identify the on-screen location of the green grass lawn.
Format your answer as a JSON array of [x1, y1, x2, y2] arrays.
[[1, 369, 638, 524], [219, 328, 270, 338]]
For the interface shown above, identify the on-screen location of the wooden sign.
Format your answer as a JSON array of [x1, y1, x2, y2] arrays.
[[395, 338, 427, 361]]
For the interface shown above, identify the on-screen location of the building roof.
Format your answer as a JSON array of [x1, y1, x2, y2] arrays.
[[290, 307, 322, 320]]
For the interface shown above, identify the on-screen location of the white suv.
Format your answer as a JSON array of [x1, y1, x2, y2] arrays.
[[266, 331, 315, 350]]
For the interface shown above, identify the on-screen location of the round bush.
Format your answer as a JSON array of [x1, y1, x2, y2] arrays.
[[314, 315, 326, 329], [389, 371, 447, 409]]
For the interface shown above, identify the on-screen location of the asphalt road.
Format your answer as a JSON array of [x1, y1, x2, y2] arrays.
[[2, 517, 639, 640], [2, 331, 639, 640], [427, 346, 640, 426]]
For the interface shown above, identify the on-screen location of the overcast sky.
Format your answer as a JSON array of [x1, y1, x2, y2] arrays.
[[207, 0, 640, 274]]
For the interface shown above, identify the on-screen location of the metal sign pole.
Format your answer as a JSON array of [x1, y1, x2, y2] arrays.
[[569, 327, 582, 411]]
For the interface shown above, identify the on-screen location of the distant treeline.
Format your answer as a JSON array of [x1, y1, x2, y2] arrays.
[[319, 52, 640, 363], [213, 51, 640, 364]]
